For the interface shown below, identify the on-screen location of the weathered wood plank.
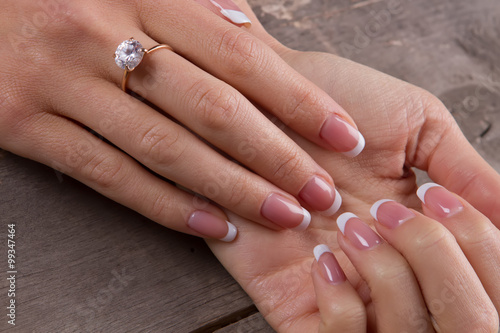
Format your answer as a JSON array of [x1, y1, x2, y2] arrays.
[[0, 0, 499, 332], [215, 313, 275, 333], [0, 154, 254, 332]]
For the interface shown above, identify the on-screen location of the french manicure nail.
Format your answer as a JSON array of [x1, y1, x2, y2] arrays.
[[320, 115, 365, 157], [261, 193, 311, 231], [209, 0, 252, 26], [417, 183, 464, 218], [313, 244, 346, 284], [337, 213, 382, 250], [370, 199, 416, 229], [299, 176, 342, 215], [188, 210, 238, 242]]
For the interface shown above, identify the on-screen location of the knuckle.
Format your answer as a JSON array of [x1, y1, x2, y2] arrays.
[[217, 29, 264, 77], [82, 153, 125, 189], [459, 220, 498, 248], [413, 224, 455, 253], [149, 191, 173, 222], [287, 87, 320, 122], [270, 149, 305, 184], [372, 261, 413, 285], [189, 82, 240, 131], [137, 124, 183, 167], [225, 175, 250, 208], [321, 303, 365, 331]]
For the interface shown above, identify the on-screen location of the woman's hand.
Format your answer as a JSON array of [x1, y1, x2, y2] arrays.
[[207, 43, 500, 331], [311, 186, 499, 332], [0, 0, 367, 241]]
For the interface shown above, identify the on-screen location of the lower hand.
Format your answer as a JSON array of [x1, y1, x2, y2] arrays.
[[208, 46, 500, 331], [311, 186, 499, 332]]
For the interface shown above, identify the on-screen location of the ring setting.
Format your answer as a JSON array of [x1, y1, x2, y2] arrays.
[[115, 38, 146, 71], [115, 38, 173, 91]]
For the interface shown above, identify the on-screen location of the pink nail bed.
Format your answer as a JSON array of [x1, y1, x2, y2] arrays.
[[299, 176, 341, 215], [320, 115, 365, 157], [261, 193, 311, 231], [188, 210, 237, 242], [370, 199, 416, 229], [417, 183, 464, 218], [337, 213, 382, 250], [313, 244, 346, 284]]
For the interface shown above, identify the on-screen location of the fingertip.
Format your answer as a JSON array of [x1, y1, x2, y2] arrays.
[[220, 221, 238, 242], [314, 244, 332, 261], [416, 182, 442, 204], [342, 131, 365, 158], [292, 208, 311, 231], [337, 212, 358, 234], [370, 199, 393, 221], [320, 189, 342, 217]]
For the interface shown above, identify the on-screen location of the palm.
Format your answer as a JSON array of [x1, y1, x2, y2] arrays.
[[208, 51, 500, 332]]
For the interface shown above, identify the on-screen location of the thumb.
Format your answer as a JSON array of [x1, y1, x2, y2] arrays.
[[414, 114, 500, 228]]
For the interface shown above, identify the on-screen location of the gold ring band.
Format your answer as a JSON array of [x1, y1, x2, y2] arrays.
[[115, 38, 173, 92]]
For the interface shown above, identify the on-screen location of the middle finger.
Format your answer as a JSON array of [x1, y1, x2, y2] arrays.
[[123, 34, 342, 216]]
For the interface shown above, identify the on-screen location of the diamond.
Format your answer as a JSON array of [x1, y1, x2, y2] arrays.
[[115, 39, 145, 71]]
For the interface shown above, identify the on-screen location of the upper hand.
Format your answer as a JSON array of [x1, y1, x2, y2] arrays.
[[0, 0, 366, 240]]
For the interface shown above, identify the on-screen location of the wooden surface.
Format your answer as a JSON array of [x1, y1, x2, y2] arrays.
[[1, 0, 499, 332]]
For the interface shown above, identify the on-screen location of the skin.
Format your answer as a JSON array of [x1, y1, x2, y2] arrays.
[[0, 0, 363, 237], [207, 4, 500, 330], [208, 50, 500, 332], [1, 0, 498, 330]]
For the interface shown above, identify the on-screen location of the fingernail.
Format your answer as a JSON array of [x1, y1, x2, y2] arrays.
[[417, 183, 464, 218], [320, 115, 365, 157], [188, 210, 238, 242], [337, 213, 382, 250], [313, 244, 346, 284], [209, 0, 252, 26], [299, 176, 342, 216], [370, 199, 416, 229], [261, 193, 311, 231]]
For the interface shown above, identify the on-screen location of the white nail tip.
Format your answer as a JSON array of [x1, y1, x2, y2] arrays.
[[336, 212, 358, 234], [313, 244, 332, 261], [210, 1, 252, 25], [292, 208, 311, 231], [320, 189, 342, 216], [343, 131, 365, 158], [220, 221, 238, 242], [370, 199, 393, 221], [222, 9, 252, 25], [417, 183, 442, 204]]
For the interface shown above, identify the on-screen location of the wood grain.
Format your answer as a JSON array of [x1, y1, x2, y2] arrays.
[[1, 0, 499, 332]]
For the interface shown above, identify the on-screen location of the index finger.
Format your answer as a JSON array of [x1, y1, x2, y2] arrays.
[[417, 183, 500, 310], [139, 0, 365, 157]]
